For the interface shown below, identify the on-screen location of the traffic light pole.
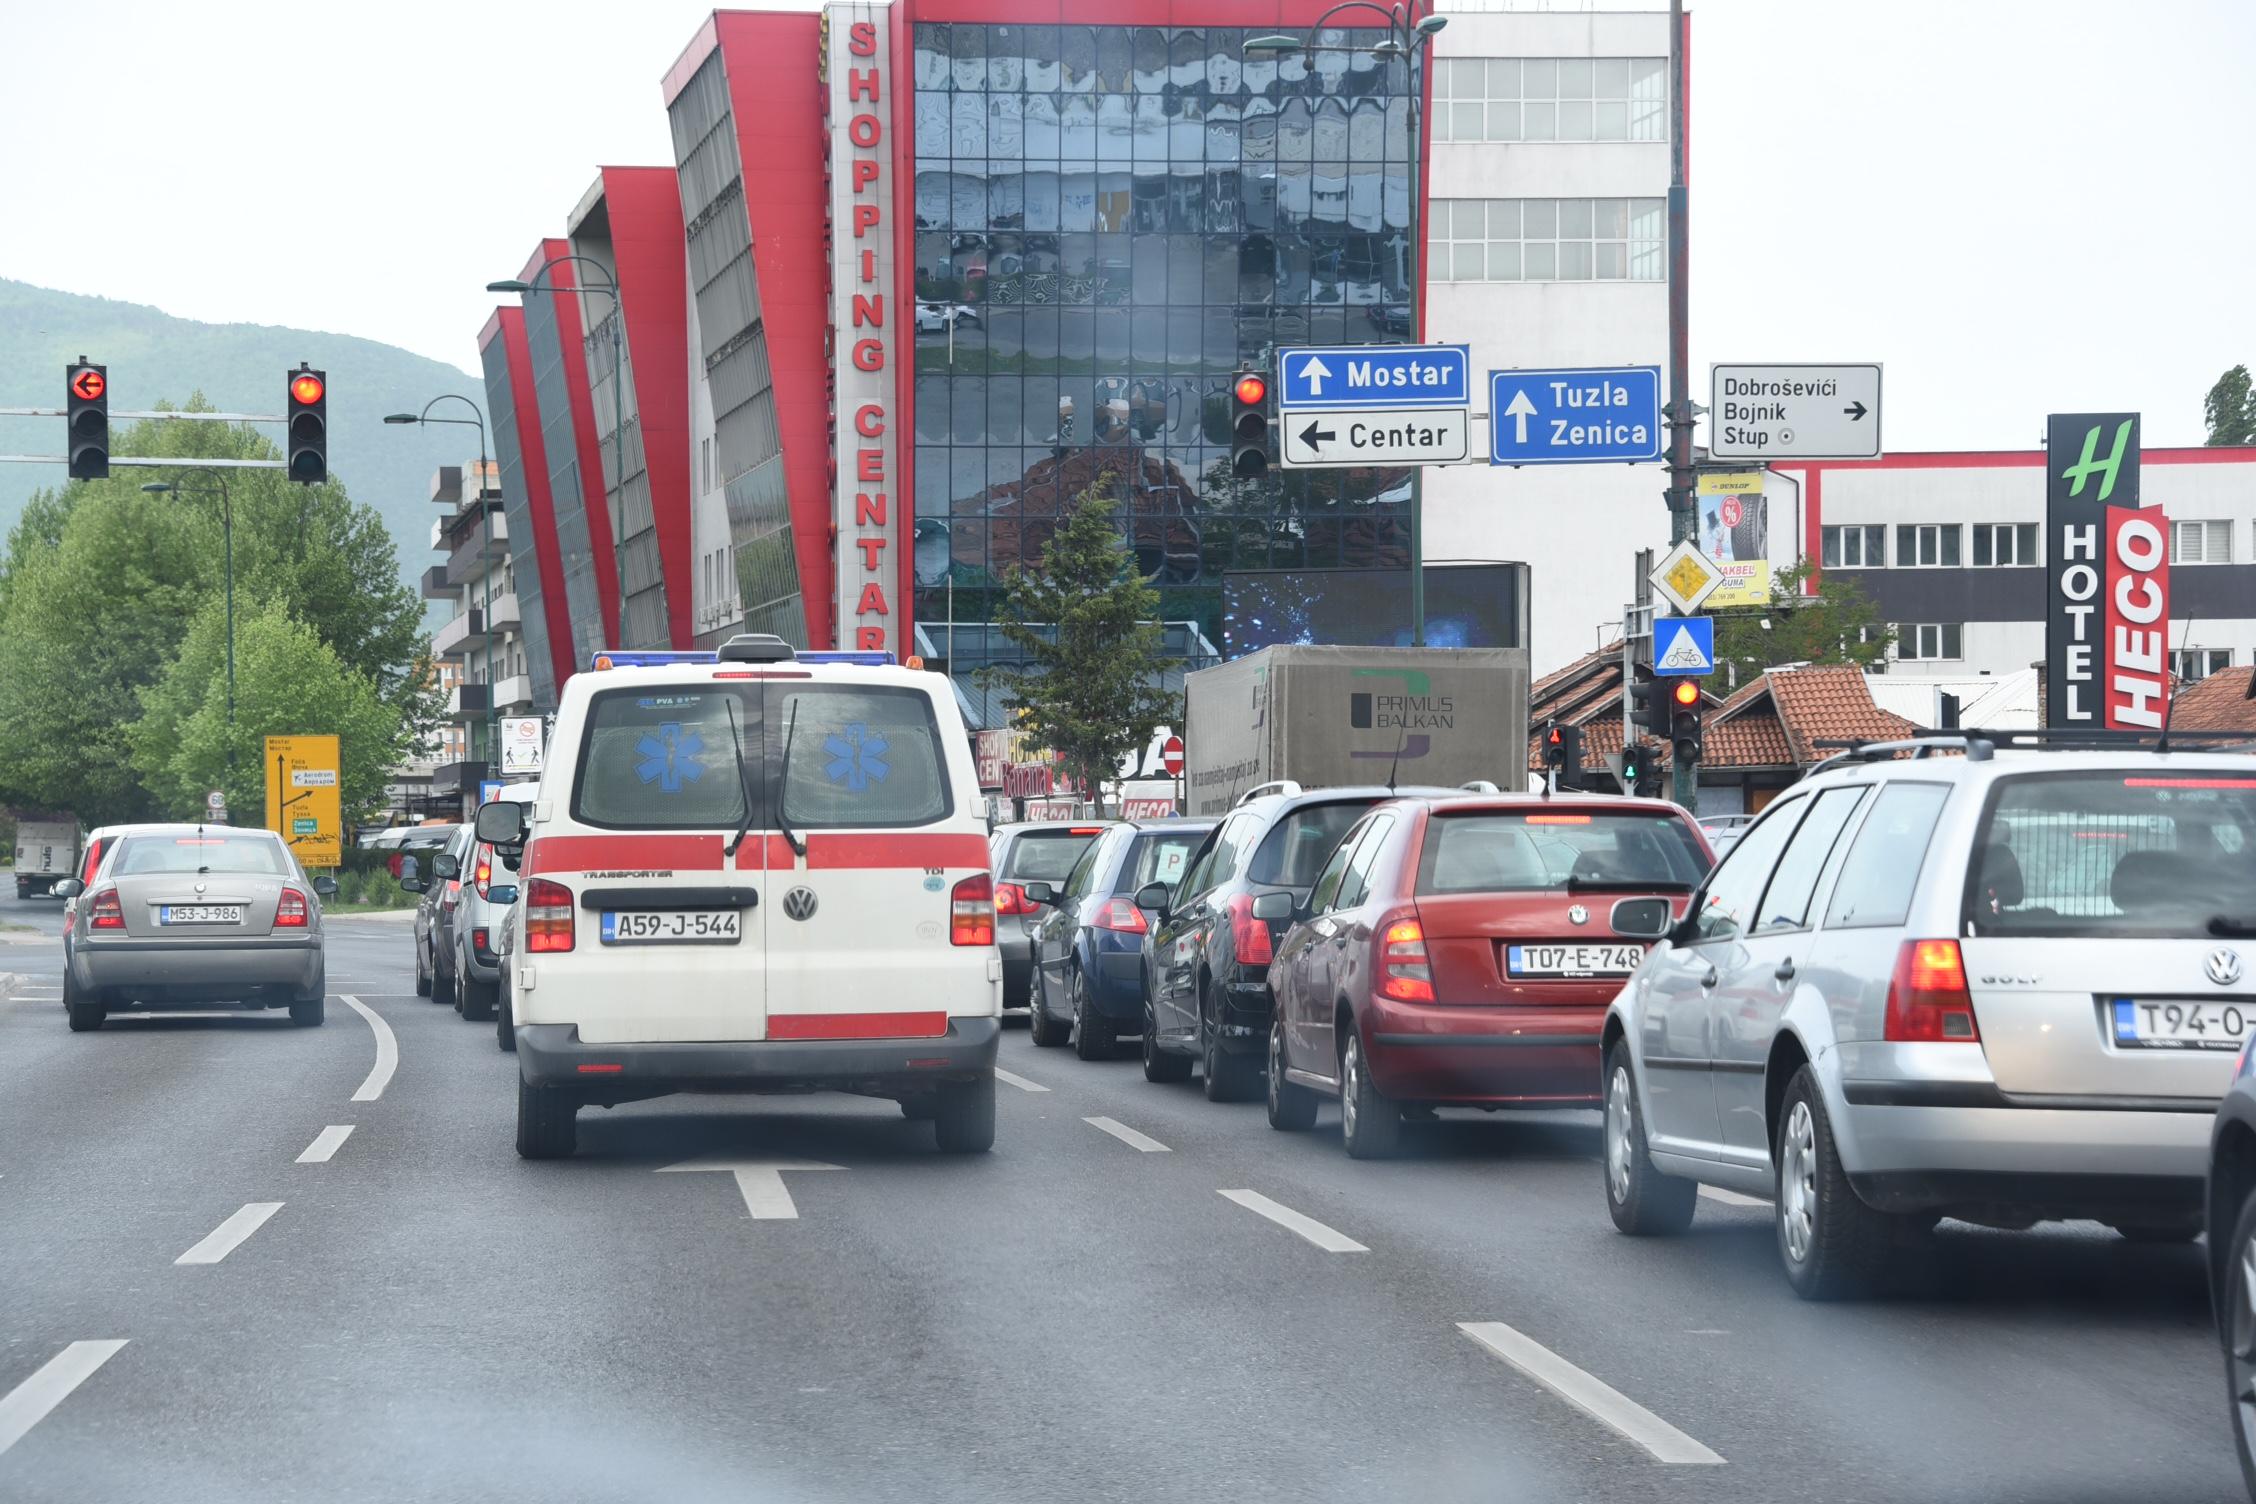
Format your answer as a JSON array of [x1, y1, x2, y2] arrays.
[[1664, 0, 1698, 812]]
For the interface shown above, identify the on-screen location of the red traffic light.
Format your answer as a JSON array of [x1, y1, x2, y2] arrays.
[[1234, 373, 1267, 406], [70, 367, 105, 402], [291, 372, 326, 406], [1671, 679, 1702, 707]]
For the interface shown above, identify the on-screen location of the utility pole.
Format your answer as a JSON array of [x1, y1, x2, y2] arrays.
[[1664, 0, 1697, 810]]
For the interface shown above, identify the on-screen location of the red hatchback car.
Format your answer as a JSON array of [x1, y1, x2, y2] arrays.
[[1263, 794, 1712, 1156]]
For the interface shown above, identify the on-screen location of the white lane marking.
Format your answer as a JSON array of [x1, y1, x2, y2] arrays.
[[1698, 1185, 1769, 1209], [1084, 1116, 1170, 1153], [175, 1202, 283, 1265], [296, 1125, 355, 1164], [0, 1340, 128, 1458], [340, 995, 396, 1102], [993, 1067, 1049, 1094], [1458, 1321, 1725, 1466], [658, 1157, 840, 1219], [1218, 1189, 1368, 1253]]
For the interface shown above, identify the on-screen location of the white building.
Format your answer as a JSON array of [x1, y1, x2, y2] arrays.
[[1425, 5, 1677, 675], [424, 460, 534, 816]]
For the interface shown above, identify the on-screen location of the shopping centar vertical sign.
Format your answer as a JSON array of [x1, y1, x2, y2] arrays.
[[824, 5, 897, 652], [2045, 412, 2169, 729]]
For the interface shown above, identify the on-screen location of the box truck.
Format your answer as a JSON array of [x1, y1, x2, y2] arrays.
[[1180, 646, 1530, 817], [12, 811, 81, 899]]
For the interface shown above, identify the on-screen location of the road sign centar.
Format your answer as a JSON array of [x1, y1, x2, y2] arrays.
[[1277, 344, 1469, 410], [263, 734, 342, 868], [1487, 366, 1662, 466], [1281, 406, 1469, 469], [69, 367, 105, 401]]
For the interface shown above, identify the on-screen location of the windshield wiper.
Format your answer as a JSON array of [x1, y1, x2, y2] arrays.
[[2209, 915, 2256, 938], [722, 694, 760, 860], [774, 698, 804, 857]]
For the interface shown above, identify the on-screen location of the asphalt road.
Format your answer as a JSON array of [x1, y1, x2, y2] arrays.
[[0, 883, 2243, 1503]]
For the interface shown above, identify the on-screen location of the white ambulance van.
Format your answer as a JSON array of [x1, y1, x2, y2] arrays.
[[476, 634, 1001, 1158]]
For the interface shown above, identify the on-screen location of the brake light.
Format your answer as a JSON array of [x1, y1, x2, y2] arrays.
[[275, 888, 309, 927], [951, 873, 995, 946], [474, 846, 493, 898], [1883, 939, 1980, 1042], [526, 877, 576, 953], [993, 881, 1030, 916], [1524, 814, 1593, 825], [1069, 826, 1105, 836], [1377, 916, 1434, 1002], [1090, 897, 1148, 934], [1227, 892, 1274, 966], [472, 927, 491, 957], [89, 887, 124, 930]]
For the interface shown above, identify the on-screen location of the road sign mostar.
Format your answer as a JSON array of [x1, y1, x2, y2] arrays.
[[1487, 366, 1662, 466], [1278, 344, 1469, 410]]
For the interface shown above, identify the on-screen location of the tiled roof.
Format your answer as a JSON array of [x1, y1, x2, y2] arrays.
[[1705, 708, 1796, 768], [1764, 664, 1917, 765], [2168, 667, 2256, 734]]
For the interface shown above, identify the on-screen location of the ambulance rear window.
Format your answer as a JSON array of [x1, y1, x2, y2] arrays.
[[775, 684, 952, 831]]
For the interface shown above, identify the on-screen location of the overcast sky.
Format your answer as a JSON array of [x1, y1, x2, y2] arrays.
[[3, 0, 2249, 449]]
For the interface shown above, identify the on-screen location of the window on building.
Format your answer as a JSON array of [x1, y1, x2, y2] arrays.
[[1434, 57, 1667, 144], [1437, 197, 1665, 282], [1895, 623, 1964, 662], [2173, 518, 2232, 564], [2171, 648, 2232, 682], [1894, 523, 1961, 568], [1820, 524, 1885, 569], [1971, 523, 2038, 567]]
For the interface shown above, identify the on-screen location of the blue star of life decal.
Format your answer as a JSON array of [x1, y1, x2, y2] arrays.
[[823, 723, 890, 792], [634, 723, 707, 794]]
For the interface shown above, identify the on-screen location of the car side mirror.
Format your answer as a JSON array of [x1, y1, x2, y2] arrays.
[[312, 875, 339, 898], [476, 801, 528, 845], [1021, 880, 1056, 905], [1610, 896, 1674, 941], [488, 885, 518, 906], [1250, 891, 1294, 922], [52, 878, 83, 899], [432, 853, 461, 880], [1134, 881, 1172, 918], [399, 875, 427, 894]]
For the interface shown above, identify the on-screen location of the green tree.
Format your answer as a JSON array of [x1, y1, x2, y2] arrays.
[[2205, 365, 2256, 446], [1710, 559, 1895, 687], [129, 599, 414, 827], [979, 482, 1179, 812]]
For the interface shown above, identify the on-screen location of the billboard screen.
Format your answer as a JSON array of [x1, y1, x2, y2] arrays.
[[1223, 563, 1528, 658]]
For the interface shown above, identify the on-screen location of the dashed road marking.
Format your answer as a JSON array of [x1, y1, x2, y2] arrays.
[[0, 1340, 128, 1458], [1084, 1116, 1169, 1153], [1699, 1185, 1768, 1209], [1218, 1189, 1367, 1253], [296, 1126, 355, 1164], [175, 1202, 283, 1266], [1458, 1321, 1725, 1465], [340, 995, 396, 1102], [993, 1067, 1049, 1094]]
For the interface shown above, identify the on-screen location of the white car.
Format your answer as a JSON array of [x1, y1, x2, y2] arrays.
[[477, 635, 1001, 1159], [914, 301, 980, 333]]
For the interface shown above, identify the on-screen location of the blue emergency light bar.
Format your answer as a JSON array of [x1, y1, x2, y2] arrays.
[[588, 647, 903, 670]]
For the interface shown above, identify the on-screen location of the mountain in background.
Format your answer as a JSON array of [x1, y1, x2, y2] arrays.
[[0, 277, 481, 600]]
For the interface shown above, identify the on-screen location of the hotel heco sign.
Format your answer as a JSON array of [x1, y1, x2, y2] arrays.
[[825, 6, 897, 654]]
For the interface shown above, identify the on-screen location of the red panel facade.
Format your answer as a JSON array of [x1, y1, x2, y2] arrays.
[[601, 165, 696, 650], [483, 307, 578, 695], [521, 239, 625, 647]]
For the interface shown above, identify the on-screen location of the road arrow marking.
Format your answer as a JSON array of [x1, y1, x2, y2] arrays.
[[658, 1156, 842, 1220], [1297, 355, 1331, 395], [1503, 387, 1538, 443], [1296, 420, 1336, 452], [0, 1340, 127, 1459]]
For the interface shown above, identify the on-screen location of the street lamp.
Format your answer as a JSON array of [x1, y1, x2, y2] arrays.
[[488, 256, 625, 650], [142, 469, 235, 768], [1247, 4, 1447, 647], [385, 397, 497, 786]]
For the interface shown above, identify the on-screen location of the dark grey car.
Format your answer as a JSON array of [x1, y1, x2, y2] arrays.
[[56, 825, 333, 1031], [988, 821, 1109, 1013]]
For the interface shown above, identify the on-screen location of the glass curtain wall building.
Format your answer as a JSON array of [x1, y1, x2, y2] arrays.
[[909, 21, 1423, 672]]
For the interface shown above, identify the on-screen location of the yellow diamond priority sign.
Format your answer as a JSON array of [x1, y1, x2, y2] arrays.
[[1650, 540, 1724, 616]]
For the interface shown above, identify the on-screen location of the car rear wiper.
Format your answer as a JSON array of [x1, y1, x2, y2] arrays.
[[1566, 876, 1694, 893], [774, 697, 805, 857], [2209, 915, 2256, 938], [722, 694, 760, 860]]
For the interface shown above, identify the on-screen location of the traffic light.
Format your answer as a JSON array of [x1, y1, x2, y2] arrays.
[[286, 364, 328, 484], [1669, 678, 1705, 767], [1629, 664, 1670, 741], [66, 359, 108, 480], [1541, 721, 1583, 781], [1618, 739, 1649, 795], [1230, 371, 1269, 478]]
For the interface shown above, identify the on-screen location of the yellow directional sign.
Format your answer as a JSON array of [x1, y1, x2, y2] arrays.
[[264, 734, 342, 868]]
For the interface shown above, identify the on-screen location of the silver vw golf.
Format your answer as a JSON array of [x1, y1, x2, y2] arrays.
[[1602, 736, 2256, 1298], [56, 824, 334, 1031]]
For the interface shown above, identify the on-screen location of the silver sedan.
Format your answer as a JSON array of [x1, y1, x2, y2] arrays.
[[56, 825, 335, 1031]]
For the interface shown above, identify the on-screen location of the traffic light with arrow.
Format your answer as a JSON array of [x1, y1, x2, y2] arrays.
[[66, 360, 108, 480]]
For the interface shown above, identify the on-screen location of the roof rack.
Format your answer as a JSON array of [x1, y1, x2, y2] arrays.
[[1808, 724, 2256, 777], [1238, 779, 1303, 805], [1459, 780, 1501, 794], [1806, 734, 1995, 776]]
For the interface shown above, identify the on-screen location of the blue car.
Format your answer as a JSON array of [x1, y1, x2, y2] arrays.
[[1024, 818, 1215, 1060]]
